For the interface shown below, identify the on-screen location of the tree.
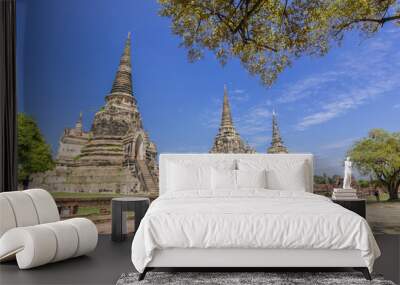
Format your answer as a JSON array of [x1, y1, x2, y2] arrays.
[[17, 113, 54, 189], [348, 129, 400, 200], [158, 0, 400, 86], [358, 179, 371, 188], [314, 175, 325, 184]]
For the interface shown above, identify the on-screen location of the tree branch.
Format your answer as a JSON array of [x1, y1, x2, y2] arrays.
[[232, 0, 263, 33], [334, 14, 400, 36], [354, 14, 400, 24]]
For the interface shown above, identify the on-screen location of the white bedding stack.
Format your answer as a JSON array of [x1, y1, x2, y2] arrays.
[[332, 188, 358, 200]]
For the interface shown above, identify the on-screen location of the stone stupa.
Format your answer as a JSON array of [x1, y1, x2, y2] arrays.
[[210, 85, 255, 153], [267, 111, 288, 154], [30, 33, 159, 196]]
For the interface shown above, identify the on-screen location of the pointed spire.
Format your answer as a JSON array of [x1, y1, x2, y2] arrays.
[[267, 110, 288, 153], [110, 32, 133, 95], [272, 109, 278, 137], [210, 85, 255, 153], [75, 112, 83, 133], [221, 84, 233, 128]]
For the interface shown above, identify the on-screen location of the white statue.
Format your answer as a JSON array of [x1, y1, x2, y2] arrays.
[[343, 157, 352, 189]]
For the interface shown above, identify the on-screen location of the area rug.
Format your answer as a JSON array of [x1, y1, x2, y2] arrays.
[[116, 272, 396, 285]]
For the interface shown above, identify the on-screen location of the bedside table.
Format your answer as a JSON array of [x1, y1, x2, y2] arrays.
[[332, 199, 366, 218], [111, 197, 150, 242]]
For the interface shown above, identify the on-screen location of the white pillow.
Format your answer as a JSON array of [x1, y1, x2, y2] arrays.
[[167, 163, 211, 191], [267, 164, 307, 191], [237, 159, 309, 192], [212, 168, 237, 190], [237, 169, 268, 189]]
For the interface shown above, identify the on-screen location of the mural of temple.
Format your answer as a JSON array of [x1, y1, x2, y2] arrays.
[[56, 112, 89, 162], [31, 33, 159, 196], [210, 85, 255, 153], [267, 111, 288, 154]]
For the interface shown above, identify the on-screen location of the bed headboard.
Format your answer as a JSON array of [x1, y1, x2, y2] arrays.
[[159, 153, 314, 195]]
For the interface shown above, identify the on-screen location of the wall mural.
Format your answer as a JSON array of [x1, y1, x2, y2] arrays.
[[16, 0, 399, 234]]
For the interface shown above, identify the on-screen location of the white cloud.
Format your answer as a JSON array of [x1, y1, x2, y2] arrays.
[[314, 155, 344, 176], [201, 108, 220, 129], [232, 89, 245, 94], [296, 79, 397, 130], [248, 135, 270, 148], [229, 88, 250, 102], [277, 71, 343, 104], [235, 103, 272, 136], [320, 137, 358, 150], [292, 31, 400, 130]]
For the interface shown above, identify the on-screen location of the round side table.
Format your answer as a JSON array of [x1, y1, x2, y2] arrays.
[[111, 197, 150, 242]]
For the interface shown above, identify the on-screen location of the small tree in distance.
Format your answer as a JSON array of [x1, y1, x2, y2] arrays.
[[17, 113, 54, 189], [348, 129, 400, 200]]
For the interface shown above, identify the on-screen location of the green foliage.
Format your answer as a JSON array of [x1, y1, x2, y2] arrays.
[[348, 129, 400, 200], [17, 113, 55, 184], [314, 175, 326, 184], [358, 179, 371, 188], [314, 173, 341, 185], [158, 0, 400, 86]]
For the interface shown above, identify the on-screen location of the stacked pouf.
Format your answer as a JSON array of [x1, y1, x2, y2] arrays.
[[0, 189, 98, 269]]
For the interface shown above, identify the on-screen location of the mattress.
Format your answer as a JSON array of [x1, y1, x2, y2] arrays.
[[131, 190, 380, 273]]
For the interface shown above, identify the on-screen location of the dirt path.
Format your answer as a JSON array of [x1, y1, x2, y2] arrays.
[[367, 202, 400, 234]]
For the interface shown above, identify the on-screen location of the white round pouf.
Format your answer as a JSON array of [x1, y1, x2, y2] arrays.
[[0, 189, 98, 269], [63, 218, 98, 257], [0, 218, 98, 269], [42, 221, 79, 262], [0, 226, 57, 269]]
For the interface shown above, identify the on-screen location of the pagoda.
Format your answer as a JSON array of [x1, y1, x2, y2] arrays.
[[79, 32, 146, 165], [267, 111, 288, 154], [30, 33, 159, 196], [56, 112, 90, 162], [210, 85, 255, 153]]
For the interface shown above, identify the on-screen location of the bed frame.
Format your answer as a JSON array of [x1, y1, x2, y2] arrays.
[[139, 248, 370, 280], [138, 154, 372, 281]]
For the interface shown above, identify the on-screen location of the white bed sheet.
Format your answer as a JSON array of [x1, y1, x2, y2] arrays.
[[131, 190, 380, 273]]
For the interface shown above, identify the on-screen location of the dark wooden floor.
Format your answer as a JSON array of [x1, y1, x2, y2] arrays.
[[0, 234, 399, 285], [0, 235, 134, 285]]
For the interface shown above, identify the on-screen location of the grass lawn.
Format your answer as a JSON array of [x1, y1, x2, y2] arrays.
[[366, 193, 389, 203], [51, 192, 136, 218], [77, 206, 133, 218], [77, 206, 100, 216], [366, 192, 400, 203]]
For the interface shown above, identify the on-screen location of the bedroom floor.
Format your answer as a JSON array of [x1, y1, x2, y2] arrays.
[[0, 234, 399, 285]]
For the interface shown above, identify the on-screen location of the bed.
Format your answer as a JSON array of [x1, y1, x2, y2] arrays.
[[131, 154, 380, 280]]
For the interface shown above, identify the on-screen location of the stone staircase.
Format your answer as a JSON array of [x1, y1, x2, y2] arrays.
[[136, 160, 159, 194]]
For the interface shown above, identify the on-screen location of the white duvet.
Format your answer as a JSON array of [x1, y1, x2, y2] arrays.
[[131, 190, 380, 273]]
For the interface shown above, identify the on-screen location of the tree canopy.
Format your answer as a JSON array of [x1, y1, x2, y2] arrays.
[[17, 113, 54, 188], [348, 129, 400, 200], [158, 0, 400, 86]]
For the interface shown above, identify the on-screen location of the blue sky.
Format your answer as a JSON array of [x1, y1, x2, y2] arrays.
[[17, 0, 399, 175]]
